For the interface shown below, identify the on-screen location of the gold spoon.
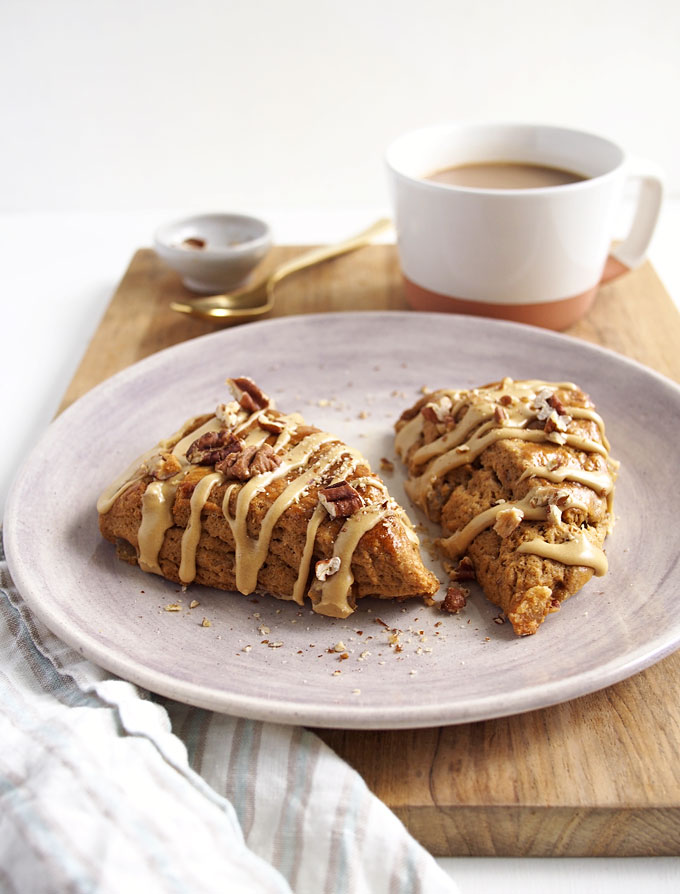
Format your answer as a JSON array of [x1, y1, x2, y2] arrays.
[[169, 217, 392, 322]]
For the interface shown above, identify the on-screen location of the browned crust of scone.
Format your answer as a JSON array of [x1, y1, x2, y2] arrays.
[[396, 381, 616, 635], [100, 413, 439, 608]]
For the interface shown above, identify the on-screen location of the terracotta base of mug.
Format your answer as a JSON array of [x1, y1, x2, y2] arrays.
[[402, 256, 630, 331]]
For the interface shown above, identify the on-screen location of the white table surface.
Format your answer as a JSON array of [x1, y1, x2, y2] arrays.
[[2, 206, 679, 892]]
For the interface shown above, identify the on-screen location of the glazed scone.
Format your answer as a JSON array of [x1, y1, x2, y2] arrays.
[[395, 379, 619, 635], [98, 377, 439, 619]]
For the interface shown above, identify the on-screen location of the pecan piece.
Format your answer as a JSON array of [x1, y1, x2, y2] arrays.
[[493, 506, 524, 537], [228, 376, 271, 413], [318, 480, 364, 518], [548, 393, 568, 416], [186, 430, 243, 465], [421, 395, 454, 424], [543, 408, 572, 435], [215, 400, 243, 429], [258, 413, 287, 434], [441, 585, 468, 614], [452, 556, 476, 581], [216, 443, 282, 479], [144, 452, 182, 480], [315, 556, 341, 581]]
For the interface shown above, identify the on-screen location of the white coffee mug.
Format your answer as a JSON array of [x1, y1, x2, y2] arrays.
[[385, 122, 664, 329]]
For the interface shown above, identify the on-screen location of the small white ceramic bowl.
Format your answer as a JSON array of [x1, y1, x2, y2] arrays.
[[154, 213, 272, 293]]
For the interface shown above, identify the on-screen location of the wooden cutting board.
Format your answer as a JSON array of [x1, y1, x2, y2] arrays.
[[60, 246, 680, 857]]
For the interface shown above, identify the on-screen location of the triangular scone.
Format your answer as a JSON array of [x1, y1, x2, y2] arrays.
[[395, 379, 619, 635], [98, 377, 439, 618]]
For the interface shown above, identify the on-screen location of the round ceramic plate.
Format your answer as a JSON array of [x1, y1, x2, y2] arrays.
[[5, 311, 680, 729]]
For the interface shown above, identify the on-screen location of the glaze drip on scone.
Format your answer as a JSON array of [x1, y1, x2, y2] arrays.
[[395, 378, 619, 635], [98, 377, 438, 618]]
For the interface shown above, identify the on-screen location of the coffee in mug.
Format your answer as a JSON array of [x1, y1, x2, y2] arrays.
[[425, 161, 587, 190], [386, 123, 664, 329]]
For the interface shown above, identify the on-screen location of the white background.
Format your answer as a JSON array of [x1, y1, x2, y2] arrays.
[[2, 0, 679, 212], [2, 1, 680, 890]]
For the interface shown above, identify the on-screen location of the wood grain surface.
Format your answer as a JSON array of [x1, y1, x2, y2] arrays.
[[60, 245, 680, 857]]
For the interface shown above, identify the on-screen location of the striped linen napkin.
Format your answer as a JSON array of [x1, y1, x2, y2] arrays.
[[0, 535, 458, 894]]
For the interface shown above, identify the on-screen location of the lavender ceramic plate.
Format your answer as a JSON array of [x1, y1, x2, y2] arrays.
[[5, 312, 680, 729]]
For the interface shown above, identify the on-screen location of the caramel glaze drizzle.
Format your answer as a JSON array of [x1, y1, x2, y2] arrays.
[[395, 378, 619, 577], [99, 401, 416, 619]]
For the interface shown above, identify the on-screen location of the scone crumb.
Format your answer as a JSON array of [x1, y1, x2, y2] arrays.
[[189, 600, 200, 609], [352, 688, 361, 695], [164, 603, 182, 612], [441, 586, 468, 614], [201, 618, 211, 627]]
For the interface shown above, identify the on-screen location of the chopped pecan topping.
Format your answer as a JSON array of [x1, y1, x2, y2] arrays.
[[216, 443, 282, 479], [534, 389, 572, 435], [499, 394, 514, 407], [144, 452, 182, 480], [441, 585, 467, 614], [548, 393, 568, 416], [215, 400, 243, 429], [421, 395, 454, 424], [544, 409, 571, 435], [529, 486, 572, 509], [493, 506, 524, 537], [532, 388, 556, 420], [228, 376, 271, 413], [316, 557, 341, 581], [319, 480, 364, 518], [493, 405, 509, 424], [258, 414, 287, 434], [186, 430, 243, 465], [452, 556, 476, 581]]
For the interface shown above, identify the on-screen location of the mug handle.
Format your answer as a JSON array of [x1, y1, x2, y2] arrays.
[[606, 157, 664, 275]]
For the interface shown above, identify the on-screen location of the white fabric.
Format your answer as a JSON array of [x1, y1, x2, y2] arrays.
[[0, 534, 458, 894]]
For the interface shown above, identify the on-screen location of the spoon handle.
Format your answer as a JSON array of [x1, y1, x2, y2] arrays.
[[268, 218, 392, 286]]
